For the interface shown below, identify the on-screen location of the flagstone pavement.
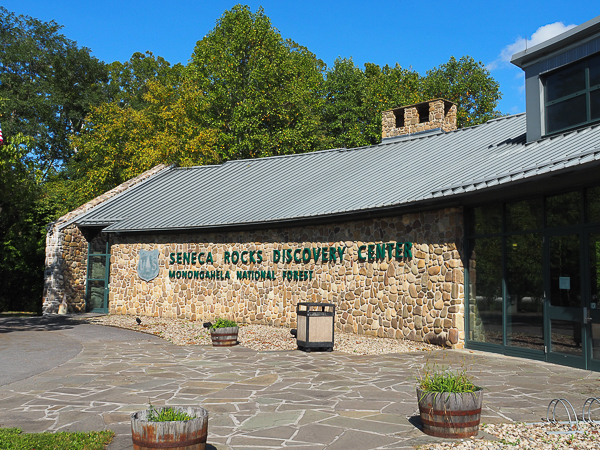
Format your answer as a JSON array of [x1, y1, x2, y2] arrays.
[[0, 315, 598, 449]]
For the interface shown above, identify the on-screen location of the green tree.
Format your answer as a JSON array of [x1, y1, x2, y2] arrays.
[[323, 58, 422, 149], [359, 62, 422, 144], [322, 57, 368, 149], [322, 56, 501, 149], [0, 133, 49, 312], [422, 56, 502, 128], [69, 79, 219, 203], [106, 51, 184, 110], [188, 5, 326, 160], [0, 7, 109, 173]]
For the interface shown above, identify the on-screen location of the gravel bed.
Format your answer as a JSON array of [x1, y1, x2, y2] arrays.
[[84, 314, 439, 354], [420, 422, 600, 449]]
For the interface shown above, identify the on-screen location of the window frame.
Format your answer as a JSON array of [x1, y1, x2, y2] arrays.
[[464, 184, 600, 362], [543, 53, 600, 136]]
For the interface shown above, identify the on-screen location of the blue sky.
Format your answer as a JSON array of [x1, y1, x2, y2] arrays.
[[4, 1, 597, 115]]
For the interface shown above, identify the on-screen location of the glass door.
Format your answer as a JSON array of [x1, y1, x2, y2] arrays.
[[586, 229, 600, 371], [85, 239, 110, 313], [545, 232, 587, 369]]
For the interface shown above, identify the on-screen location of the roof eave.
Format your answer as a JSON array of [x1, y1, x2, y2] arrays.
[[511, 15, 600, 68]]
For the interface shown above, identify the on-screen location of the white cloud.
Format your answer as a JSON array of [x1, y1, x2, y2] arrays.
[[488, 22, 577, 70]]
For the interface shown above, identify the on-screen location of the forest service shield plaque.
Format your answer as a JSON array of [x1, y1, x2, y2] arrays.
[[137, 249, 159, 281]]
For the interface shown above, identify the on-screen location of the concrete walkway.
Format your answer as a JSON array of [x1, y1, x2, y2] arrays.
[[0, 315, 598, 449]]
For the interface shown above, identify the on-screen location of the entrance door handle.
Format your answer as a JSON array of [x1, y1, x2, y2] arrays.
[[584, 307, 593, 323]]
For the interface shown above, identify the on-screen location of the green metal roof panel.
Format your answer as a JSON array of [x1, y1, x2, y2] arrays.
[[74, 113, 600, 232]]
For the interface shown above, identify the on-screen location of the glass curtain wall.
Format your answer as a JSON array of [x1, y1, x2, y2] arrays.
[[466, 184, 600, 359], [467, 200, 544, 352], [587, 186, 600, 364]]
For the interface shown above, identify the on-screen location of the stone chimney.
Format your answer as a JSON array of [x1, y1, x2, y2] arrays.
[[382, 99, 457, 139]]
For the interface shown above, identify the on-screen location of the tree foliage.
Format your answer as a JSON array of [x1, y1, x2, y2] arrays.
[[0, 134, 48, 312], [0, 5, 505, 312], [323, 55, 501, 149], [188, 5, 326, 160], [322, 58, 422, 149], [69, 79, 219, 203], [422, 56, 502, 128], [0, 7, 108, 172], [106, 51, 184, 110]]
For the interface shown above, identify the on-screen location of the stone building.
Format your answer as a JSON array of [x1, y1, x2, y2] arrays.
[[44, 17, 600, 370]]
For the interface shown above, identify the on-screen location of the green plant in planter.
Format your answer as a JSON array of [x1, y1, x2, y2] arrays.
[[210, 318, 237, 329], [146, 404, 196, 422], [417, 366, 479, 396], [416, 363, 484, 439], [131, 405, 208, 449]]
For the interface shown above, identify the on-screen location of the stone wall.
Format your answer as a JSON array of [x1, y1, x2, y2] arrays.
[[43, 224, 89, 314], [108, 207, 466, 348], [382, 99, 457, 139], [62, 225, 87, 312], [42, 164, 168, 313]]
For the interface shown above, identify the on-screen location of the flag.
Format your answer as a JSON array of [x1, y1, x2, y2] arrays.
[[0, 123, 3, 145]]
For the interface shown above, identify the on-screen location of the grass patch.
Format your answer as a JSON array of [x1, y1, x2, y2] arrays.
[[0, 428, 114, 449]]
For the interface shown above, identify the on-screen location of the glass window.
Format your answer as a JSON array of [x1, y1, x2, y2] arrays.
[[586, 186, 600, 223], [86, 280, 106, 311], [472, 204, 502, 235], [546, 94, 587, 133], [506, 199, 542, 232], [88, 255, 107, 280], [468, 238, 503, 345], [591, 89, 600, 121], [546, 191, 582, 228], [546, 60, 586, 102], [549, 234, 581, 308], [551, 319, 583, 356], [506, 234, 544, 351], [592, 323, 600, 362], [544, 54, 600, 134], [589, 232, 600, 361], [589, 53, 600, 88], [591, 233, 600, 300]]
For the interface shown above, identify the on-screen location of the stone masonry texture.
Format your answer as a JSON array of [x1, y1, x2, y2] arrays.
[[42, 164, 168, 314], [382, 99, 457, 139], [106, 207, 465, 348]]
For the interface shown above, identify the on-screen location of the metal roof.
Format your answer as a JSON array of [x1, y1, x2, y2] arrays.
[[511, 15, 600, 68], [74, 113, 600, 233]]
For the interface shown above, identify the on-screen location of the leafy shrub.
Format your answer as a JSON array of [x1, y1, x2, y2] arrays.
[[210, 317, 237, 329]]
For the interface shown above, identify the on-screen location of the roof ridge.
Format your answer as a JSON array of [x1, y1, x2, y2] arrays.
[[174, 115, 530, 167], [221, 146, 348, 165], [374, 113, 527, 145], [173, 164, 223, 170]]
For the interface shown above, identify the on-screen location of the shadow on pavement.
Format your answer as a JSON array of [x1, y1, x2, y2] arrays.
[[0, 314, 85, 333]]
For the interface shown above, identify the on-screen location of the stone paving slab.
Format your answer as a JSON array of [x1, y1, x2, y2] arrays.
[[0, 316, 599, 449]]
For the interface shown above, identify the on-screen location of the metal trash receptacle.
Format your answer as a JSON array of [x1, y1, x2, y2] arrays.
[[296, 302, 335, 352]]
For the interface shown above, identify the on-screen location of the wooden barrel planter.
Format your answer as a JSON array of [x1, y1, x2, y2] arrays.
[[416, 388, 483, 438], [131, 406, 208, 450], [210, 326, 239, 347]]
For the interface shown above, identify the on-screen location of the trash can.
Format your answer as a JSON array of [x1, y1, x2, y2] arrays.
[[296, 302, 335, 352]]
